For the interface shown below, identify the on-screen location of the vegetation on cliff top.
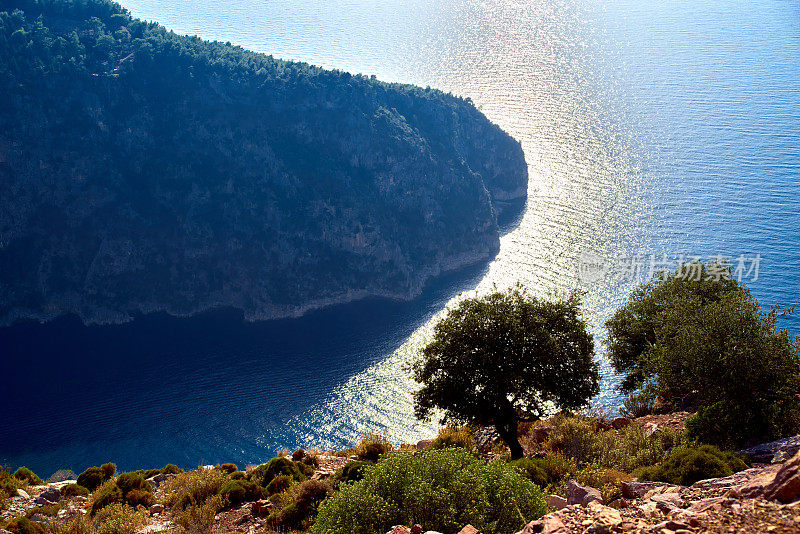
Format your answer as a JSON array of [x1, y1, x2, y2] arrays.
[[0, 0, 527, 326], [411, 288, 600, 459]]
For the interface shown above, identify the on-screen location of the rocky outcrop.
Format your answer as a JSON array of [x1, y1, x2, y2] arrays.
[[567, 480, 603, 506], [0, 1, 528, 327], [738, 435, 800, 464]]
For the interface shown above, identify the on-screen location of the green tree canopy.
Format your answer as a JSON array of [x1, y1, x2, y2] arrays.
[[411, 288, 599, 459], [605, 262, 800, 448]]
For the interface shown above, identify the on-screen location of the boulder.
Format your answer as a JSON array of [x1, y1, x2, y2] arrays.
[[458, 526, 480, 534], [16, 489, 30, 499], [545, 494, 567, 509], [386, 527, 411, 534], [692, 467, 764, 490], [620, 481, 678, 499], [738, 434, 800, 464], [739, 450, 800, 503], [149, 504, 164, 515], [653, 519, 693, 532], [516, 513, 569, 534], [585, 501, 622, 533], [566, 480, 602, 506], [38, 486, 62, 503], [649, 492, 683, 513]]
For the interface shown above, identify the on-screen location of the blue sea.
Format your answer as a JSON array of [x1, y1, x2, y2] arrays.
[[1, 0, 798, 477]]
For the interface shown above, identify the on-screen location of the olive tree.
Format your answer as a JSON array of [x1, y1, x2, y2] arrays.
[[411, 288, 599, 459], [606, 262, 800, 447]]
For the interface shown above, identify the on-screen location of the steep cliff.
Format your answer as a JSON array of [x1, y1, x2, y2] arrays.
[[0, 0, 527, 325]]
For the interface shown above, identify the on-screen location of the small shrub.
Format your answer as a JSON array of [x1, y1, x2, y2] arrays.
[[61, 483, 90, 497], [162, 468, 228, 510], [266, 475, 293, 495], [544, 415, 602, 465], [1, 470, 21, 499], [296, 461, 315, 478], [135, 469, 161, 479], [13, 467, 43, 485], [355, 432, 393, 462], [267, 479, 332, 531], [230, 470, 246, 480], [125, 489, 155, 508], [100, 464, 117, 478], [173, 497, 221, 534], [92, 502, 148, 534], [76, 467, 111, 491], [5, 517, 44, 534], [333, 461, 371, 487], [292, 449, 306, 462], [161, 464, 183, 475], [90, 481, 123, 514], [575, 464, 631, 502], [640, 444, 748, 486], [509, 458, 548, 488], [219, 479, 262, 507], [311, 448, 547, 534], [619, 389, 657, 418], [429, 427, 475, 451], [116, 473, 152, 496], [217, 463, 238, 474], [25, 504, 61, 518], [247, 457, 306, 488]]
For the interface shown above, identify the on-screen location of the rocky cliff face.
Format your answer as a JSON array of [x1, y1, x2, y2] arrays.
[[0, 0, 527, 326]]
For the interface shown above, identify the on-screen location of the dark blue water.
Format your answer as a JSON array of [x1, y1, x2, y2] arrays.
[[0, 262, 491, 475]]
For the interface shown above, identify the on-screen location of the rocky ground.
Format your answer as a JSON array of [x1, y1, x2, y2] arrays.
[[3, 436, 800, 534]]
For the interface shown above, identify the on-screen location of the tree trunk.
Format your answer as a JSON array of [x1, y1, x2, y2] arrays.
[[495, 418, 524, 460]]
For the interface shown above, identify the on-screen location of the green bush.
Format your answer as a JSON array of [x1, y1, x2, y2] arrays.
[[230, 470, 246, 480], [248, 458, 306, 488], [101, 464, 117, 478], [13, 467, 43, 486], [311, 449, 547, 534], [77, 466, 112, 491], [575, 464, 631, 503], [333, 461, 371, 487], [161, 464, 183, 475], [266, 475, 293, 495], [619, 389, 657, 418], [640, 444, 748, 486], [268, 479, 332, 531], [90, 482, 124, 515], [93, 502, 148, 534], [5, 517, 43, 534], [355, 433, 393, 462], [509, 459, 549, 488], [1, 470, 21, 499], [606, 262, 800, 447], [218, 463, 238, 474], [219, 479, 262, 506], [125, 489, 156, 508], [61, 483, 90, 498], [116, 473, 152, 496], [162, 468, 228, 511], [429, 427, 475, 451]]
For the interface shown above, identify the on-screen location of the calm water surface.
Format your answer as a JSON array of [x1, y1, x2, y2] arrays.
[[1, 0, 798, 475]]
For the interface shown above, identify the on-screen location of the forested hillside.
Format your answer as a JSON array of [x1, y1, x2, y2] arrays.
[[0, 0, 527, 325]]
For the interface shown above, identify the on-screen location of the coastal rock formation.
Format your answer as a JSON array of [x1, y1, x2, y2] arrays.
[[0, 0, 527, 326]]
